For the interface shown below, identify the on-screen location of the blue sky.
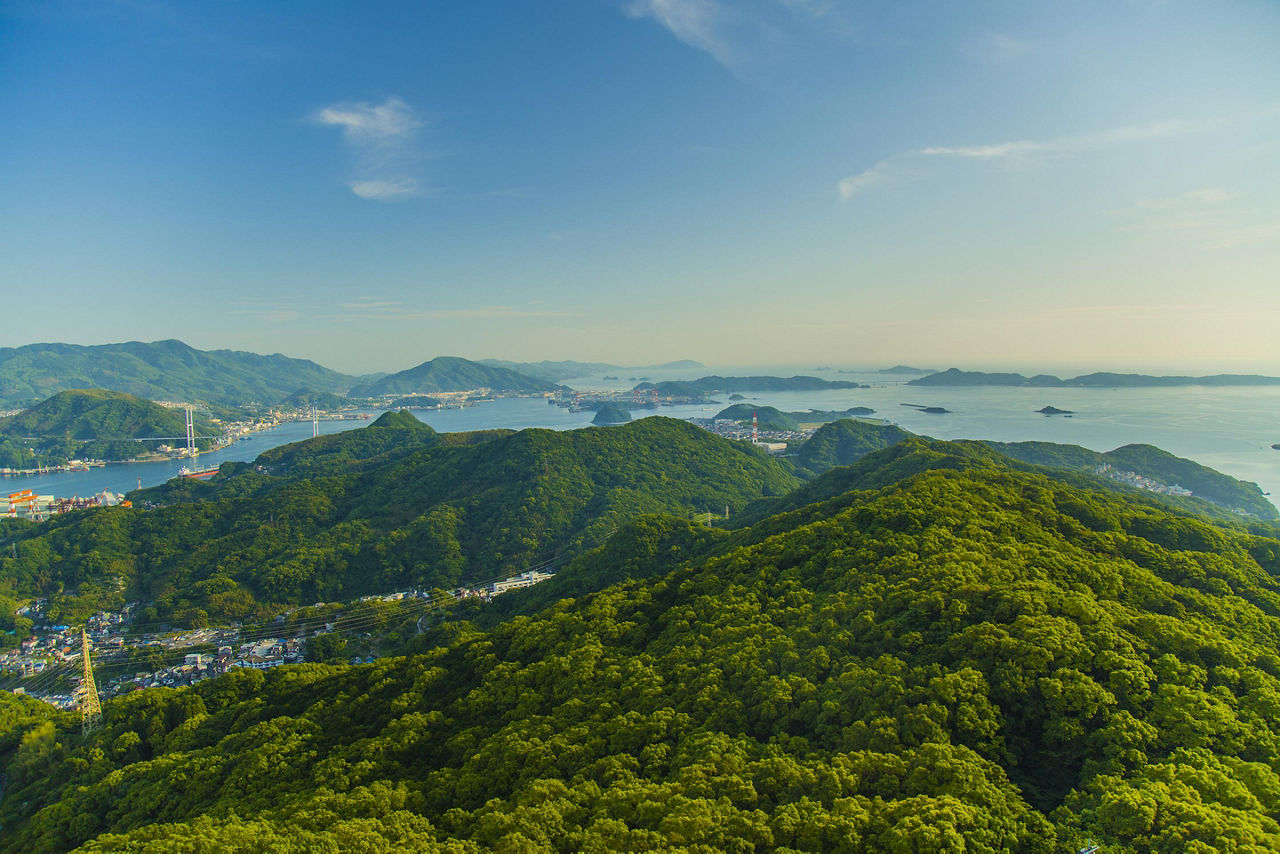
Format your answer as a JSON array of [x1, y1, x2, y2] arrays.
[[2, 0, 1278, 374]]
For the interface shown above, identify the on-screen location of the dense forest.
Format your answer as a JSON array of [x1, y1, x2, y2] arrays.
[[0, 414, 799, 625], [0, 389, 220, 468], [0, 340, 353, 408], [3, 437, 1280, 850]]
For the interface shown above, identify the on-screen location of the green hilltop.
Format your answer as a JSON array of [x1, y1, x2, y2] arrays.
[[4, 438, 1280, 850], [0, 389, 220, 468], [713, 404, 800, 431]]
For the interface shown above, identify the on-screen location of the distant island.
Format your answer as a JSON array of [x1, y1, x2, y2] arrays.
[[637, 375, 867, 400], [479, 358, 704, 383], [591, 404, 632, 425], [877, 365, 935, 375], [909, 368, 1280, 388], [349, 356, 562, 397], [901, 403, 951, 414], [1037, 406, 1075, 415], [712, 405, 879, 431]]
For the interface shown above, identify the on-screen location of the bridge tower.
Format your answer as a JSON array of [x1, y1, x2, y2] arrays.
[[79, 628, 103, 736], [185, 407, 195, 457], [312, 406, 320, 438]]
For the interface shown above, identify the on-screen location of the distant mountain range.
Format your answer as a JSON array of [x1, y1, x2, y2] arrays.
[[877, 364, 935, 375], [909, 368, 1280, 387], [0, 340, 353, 408]]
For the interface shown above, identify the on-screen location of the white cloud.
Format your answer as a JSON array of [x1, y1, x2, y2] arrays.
[[837, 160, 903, 199], [626, 0, 733, 66], [839, 119, 1200, 199], [314, 97, 421, 143], [312, 96, 424, 201], [349, 179, 420, 201], [919, 140, 1045, 159]]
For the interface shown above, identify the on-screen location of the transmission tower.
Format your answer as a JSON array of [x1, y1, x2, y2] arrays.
[[79, 627, 103, 736]]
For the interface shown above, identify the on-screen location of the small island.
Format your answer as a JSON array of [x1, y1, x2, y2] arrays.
[[1037, 406, 1075, 416], [591, 403, 632, 425], [901, 403, 952, 415], [1273, 443, 1280, 451]]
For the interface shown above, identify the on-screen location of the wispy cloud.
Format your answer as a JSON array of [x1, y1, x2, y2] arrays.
[[626, 0, 734, 67], [838, 119, 1197, 200], [619, 0, 862, 73], [837, 160, 908, 200], [312, 96, 425, 201]]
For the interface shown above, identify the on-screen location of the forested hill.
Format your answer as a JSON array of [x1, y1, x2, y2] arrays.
[[0, 389, 219, 468], [788, 419, 1278, 522], [0, 340, 354, 408], [348, 356, 561, 396], [981, 439, 1278, 521], [6, 441, 1280, 850], [0, 417, 798, 625]]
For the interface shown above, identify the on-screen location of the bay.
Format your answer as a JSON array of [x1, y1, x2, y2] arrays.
[[6, 376, 1279, 513]]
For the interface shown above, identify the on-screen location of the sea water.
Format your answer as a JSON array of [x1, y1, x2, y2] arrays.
[[7, 374, 1279, 513]]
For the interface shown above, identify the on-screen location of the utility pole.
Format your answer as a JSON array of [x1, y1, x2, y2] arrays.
[[80, 628, 103, 736]]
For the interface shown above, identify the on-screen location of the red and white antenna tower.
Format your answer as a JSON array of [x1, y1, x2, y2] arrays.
[[752, 411, 758, 444]]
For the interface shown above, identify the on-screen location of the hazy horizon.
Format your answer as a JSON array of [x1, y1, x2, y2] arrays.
[[5, 336, 1280, 381], [3, 2, 1278, 373]]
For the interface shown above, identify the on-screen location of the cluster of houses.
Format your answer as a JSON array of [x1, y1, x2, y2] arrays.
[[6, 567, 560, 708], [1094, 463, 1193, 497], [688, 417, 809, 453], [102, 637, 308, 698]]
